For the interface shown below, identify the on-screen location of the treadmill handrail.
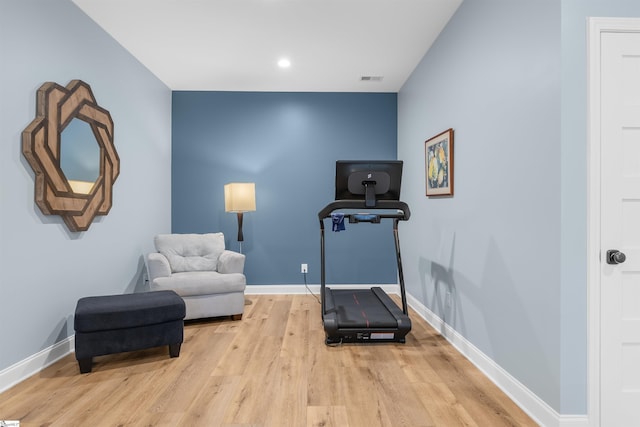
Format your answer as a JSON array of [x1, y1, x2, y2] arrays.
[[318, 199, 410, 221]]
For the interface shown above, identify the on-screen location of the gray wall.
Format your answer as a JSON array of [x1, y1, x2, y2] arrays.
[[0, 0, 172, 372], [400, 0, 640, 415], [560, 0, 640, 415], [399, 0, 563, 412]]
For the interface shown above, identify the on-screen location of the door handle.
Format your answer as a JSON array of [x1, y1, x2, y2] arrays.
[[606, 249, 626, 265]]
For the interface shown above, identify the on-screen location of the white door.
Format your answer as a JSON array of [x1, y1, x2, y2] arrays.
[[600, 30, 640, 427]]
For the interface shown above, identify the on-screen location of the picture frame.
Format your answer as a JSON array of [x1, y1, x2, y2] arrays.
[[425, 128, 454, 196]]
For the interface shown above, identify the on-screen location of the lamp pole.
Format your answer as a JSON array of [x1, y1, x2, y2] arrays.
[[236, 211, 244, 253]]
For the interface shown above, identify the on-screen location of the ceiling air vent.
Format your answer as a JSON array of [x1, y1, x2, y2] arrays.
[[360, 76, 384, 82]]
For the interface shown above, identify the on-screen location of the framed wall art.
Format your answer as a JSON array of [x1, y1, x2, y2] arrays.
[[425, 128, 454, 196]]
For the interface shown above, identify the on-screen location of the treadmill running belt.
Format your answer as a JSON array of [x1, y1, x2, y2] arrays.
[[331, 289, 398, 328]]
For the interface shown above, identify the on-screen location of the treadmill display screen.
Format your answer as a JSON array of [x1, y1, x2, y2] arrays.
[[334, 160, 403, 206]]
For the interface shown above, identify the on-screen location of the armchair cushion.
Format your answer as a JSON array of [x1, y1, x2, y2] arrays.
[[152, 271, 246, 297], [155, 233, 225, 273]]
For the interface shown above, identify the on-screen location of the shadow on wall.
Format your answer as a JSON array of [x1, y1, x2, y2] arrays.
[[127, 255, 149, 294], [37, 317, 72, 378], [476, 238, 557, 399], [418, 230, 467, 337], [417, 233, 558, 403]]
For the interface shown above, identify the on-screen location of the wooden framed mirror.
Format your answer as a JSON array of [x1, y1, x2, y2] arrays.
[[22, 80, 119, 232]]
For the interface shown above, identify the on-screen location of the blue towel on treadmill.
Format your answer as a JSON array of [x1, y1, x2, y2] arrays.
[[331, 213, 345, 231]]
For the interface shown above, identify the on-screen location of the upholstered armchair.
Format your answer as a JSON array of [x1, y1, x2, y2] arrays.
[[146, 233, 246, 320]]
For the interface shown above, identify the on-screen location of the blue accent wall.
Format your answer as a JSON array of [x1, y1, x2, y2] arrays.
[[172, 92, 398, 285]]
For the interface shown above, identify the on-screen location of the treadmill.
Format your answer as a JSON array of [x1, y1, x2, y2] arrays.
[[318, 160, 411, 345]]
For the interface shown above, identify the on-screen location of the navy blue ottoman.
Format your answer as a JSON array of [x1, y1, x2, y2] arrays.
[[74, 290, 186, 373]]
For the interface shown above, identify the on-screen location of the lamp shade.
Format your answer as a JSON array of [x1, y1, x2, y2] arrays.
[[224, 183, 256, 212]]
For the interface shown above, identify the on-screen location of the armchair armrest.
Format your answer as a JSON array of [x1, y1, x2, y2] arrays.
[[146, 252, 172, 281], [218, 250, 246, 274]]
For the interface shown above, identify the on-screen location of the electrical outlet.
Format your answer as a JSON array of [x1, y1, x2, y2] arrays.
[[301, 263, 308, 274]]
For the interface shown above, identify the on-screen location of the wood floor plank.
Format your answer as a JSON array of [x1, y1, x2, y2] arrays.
[[280, 295, 311, 361], [147, 354, 212, 414], [307, 330, 348, 407], [369, 353, 435, 427], [264, 357, 308, 426], [92, 368, 174, 427], [222, 338, 283, 425], [341, 365, 395, 427], [0, 355, 81, 421], [262, 298, 292, 337], [210, 297, 274, 377], [177, 375, 242, 426], [264, 295, 311, 425], [307, 405, 349, 427], [47, 376, 128, 426], [424, 343, 529, 427], [0, 295, 537, 427], [127, 411, 186, 427], [412, 381, 479, 427]]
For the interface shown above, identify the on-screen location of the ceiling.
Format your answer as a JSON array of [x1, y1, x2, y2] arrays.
[[72, 0, 462, 92]]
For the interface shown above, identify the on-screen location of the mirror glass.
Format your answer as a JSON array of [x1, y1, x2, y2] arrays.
[[60, 118, 100, 194]]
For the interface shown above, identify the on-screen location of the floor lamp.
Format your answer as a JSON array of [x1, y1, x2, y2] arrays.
[[224, 182, 256, 254]]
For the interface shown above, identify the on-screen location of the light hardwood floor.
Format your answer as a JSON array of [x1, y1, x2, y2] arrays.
[[0, 295, 537, 426]]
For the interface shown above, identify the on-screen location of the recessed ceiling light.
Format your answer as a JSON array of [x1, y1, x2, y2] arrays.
[[278, 58, 291, 68]]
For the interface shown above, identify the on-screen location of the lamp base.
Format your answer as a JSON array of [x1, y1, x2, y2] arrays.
[[236, 212, 244, 242]]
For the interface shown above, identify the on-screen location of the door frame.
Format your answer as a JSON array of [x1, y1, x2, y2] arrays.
[[587, 17, 640, 427]]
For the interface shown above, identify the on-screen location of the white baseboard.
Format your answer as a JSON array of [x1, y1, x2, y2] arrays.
[[245, 283, 400, 295], [557, 416, 590, 427], [0, 336, 74, 394], [0, 285, 589, 427], [405, 293, 589, 427]]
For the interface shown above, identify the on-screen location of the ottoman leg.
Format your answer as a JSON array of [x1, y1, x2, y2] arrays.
[[169, 343, 181, 358], [78, 358, 92, 374]]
